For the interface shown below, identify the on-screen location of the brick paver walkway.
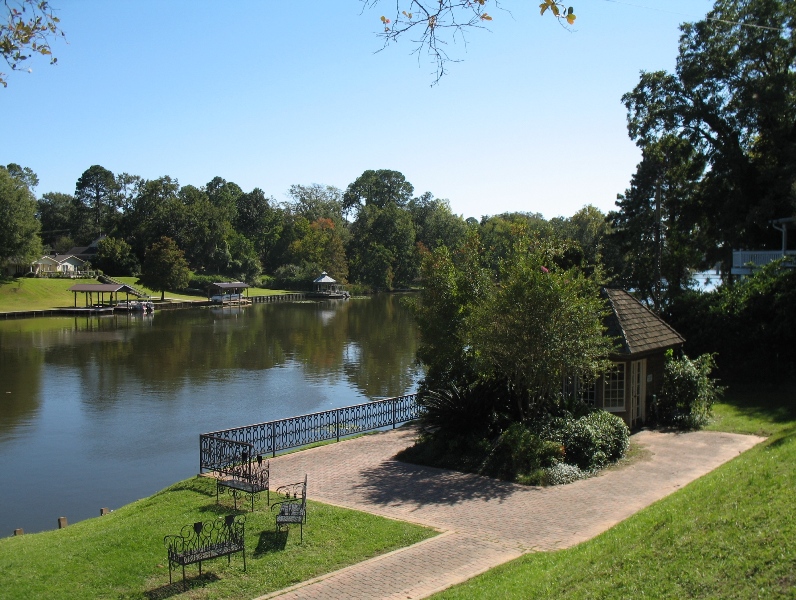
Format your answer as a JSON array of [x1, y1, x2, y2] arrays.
[[256, 427, 763, 600]]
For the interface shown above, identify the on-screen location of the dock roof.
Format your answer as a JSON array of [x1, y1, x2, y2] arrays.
[[68, 283, 144, 296], [211, 282, 249, 290]]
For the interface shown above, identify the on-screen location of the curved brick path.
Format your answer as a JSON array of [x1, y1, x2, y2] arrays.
[[256, 427, 763, 600]]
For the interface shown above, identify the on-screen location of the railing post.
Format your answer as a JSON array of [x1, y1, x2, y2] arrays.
[[270, 421, 276, 458], [392, 397, 396, 429], [336, 410, 340, 442]]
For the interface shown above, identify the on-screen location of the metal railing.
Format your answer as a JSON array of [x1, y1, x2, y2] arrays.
[[199, 394, 421, 473], [732, 250, 796, 268]]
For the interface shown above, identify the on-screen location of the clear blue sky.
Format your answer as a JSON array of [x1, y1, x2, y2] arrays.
[[2, 0, 714, 221]]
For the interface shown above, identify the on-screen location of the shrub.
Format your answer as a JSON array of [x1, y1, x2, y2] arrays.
[[554, 410, 630, 470], [480, 423, 565, 481], [657, 351, 724, 429], [417, 381, 509, 437], [544, 462, 587, 486]]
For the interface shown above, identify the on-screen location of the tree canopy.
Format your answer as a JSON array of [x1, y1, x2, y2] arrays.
[[614, 0, 796, 305], [0, 164, 42, 266], [138, 236, 190, 301]]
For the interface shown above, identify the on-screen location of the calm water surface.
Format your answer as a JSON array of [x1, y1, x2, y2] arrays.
[[0, 295, 420, 535]]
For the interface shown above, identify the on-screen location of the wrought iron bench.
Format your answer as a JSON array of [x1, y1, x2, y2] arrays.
[[216, 452, 270, 511], [164, 515, 246, 590], [271, 474, 307, 542]]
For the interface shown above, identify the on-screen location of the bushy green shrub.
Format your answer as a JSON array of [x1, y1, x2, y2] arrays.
[[554, 410, 630, 470], [657, 351, 724, 429], [481, 423, 564, 482]]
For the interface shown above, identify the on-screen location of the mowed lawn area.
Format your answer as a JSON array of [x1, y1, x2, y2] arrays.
[[433, 383, 796, 599], [0, 277, 288, 313], [0, 475, 436, 600]]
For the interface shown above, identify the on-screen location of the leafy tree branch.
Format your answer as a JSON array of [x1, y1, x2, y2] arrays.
[[1, 0, 64, 87]]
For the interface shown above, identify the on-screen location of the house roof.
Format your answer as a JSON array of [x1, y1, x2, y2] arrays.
[[603, 288, 685, 357], [313, 272, 337, 284], [53, 254, 85, 264]]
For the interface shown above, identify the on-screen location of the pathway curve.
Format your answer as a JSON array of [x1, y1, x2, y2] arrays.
[[256, 427, 763, 600]]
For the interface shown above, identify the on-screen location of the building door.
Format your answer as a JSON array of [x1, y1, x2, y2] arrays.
[[630, 359, 646, 427]]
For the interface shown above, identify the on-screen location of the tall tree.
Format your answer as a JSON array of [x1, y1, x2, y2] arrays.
[[74, 165, 118, 240], [407, 192, 467, 252], [607, 135, 705, 307], [37, 191, 73, 247], [0, 165, 42, 267], [621, 0, 796, 273], [138, 236, 190, 301], [349, 202, 416, 289], [342, 169, 414, 216], [285, 184, 345, 226], [235, 187, 283, 271]]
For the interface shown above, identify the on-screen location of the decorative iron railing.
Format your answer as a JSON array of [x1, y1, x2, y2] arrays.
[[199, 394, 420, 474]]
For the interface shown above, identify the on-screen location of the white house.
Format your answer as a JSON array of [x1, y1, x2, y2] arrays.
[[33, 254, 86, 276]]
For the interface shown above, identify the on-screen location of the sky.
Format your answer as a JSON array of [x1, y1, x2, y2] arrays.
[[2, 0, 716, 221]]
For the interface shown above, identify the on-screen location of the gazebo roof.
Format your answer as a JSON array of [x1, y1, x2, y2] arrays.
[[313, 272, 337, 284], [603, 288, 685, 357]]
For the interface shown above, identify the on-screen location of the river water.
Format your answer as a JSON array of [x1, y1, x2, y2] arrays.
[[0, 295, 421, 535]]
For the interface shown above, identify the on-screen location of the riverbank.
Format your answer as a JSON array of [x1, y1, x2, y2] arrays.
[[1, 385, 784, 599], [0, 276, 297, 317], [0, 473, 436, 599]]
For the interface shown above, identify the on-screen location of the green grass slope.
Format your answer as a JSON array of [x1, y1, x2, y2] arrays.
[[0, 476, 435, 600], [434, 384, 796, 599]]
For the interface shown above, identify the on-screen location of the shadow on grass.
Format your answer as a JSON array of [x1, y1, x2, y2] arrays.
[[721, 382, 796, 424], [145, 572, 221, 599], [254, 529, 288, 556]]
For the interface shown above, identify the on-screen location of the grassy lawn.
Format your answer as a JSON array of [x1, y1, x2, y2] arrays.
[[432, 383, 796, 599], [0, 475, 436, 600], [0, 277, 291, 313]]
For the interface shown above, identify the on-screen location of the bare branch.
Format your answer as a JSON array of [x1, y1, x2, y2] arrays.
[[363, 1, 576, 84]]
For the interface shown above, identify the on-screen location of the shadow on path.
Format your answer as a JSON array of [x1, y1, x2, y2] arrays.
[[352, 458, 538, 507]]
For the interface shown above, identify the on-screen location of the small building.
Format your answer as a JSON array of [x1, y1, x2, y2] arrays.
[[67, 283, 146, 307], [567, 289, 685, 428], [308, 272, 348, 298], [210, 282, 249, 304]]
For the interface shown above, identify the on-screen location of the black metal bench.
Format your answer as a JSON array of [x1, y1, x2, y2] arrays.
[[271, 474, 307, 542], [216, 452, 270, 511], [164, 515, 246, 590]]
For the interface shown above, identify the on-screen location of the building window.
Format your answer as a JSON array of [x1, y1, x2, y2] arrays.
[[603, 363, 626, 412], [562, 375, 597, 406]]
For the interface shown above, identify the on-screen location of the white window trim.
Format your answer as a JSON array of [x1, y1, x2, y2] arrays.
[[603, 362, 626, 412]]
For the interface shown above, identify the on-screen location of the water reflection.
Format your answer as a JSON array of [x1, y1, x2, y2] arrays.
[[0, 295, 420, 534]]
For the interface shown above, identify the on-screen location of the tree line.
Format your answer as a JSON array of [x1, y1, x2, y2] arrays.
[[4, 163, 617, 292]]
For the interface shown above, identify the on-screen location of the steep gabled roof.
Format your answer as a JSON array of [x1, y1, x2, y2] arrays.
[[603, 288, 685, 357]]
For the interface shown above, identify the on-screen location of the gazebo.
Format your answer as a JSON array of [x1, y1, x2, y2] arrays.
[[309, 272, 348, 298]]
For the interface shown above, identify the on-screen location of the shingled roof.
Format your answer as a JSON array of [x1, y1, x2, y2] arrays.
[[603, 288, 685, 357]]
